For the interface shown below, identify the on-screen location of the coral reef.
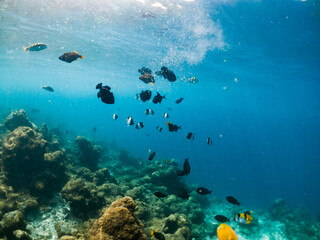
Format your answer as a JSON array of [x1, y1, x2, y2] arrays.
[[87, 196, 147, 240], [75, 136, 103, 170], [4, 110, 35, 131], [1, 111, 319, 240], [60, 178, 106, 219], [1, 127, 67, 195]]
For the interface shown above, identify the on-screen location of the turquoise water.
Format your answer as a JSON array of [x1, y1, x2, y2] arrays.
[[1, 0, 319, 222]]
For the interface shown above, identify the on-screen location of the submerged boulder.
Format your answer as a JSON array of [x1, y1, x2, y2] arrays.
[[4, 110, 35, 131], [75, 136, 103, 170], [1, 127, 67, 195], [1, 126, 47, 188], [60, 178, 105, 219], [88, 196, 147, 240]]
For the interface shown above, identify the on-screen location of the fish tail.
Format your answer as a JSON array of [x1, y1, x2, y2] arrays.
[[163, 95, 166, 99], [209, 191, 212, 194], [80, 55, 84, 59], [23, 47, 28, 52], [151, 82, 154, 86]]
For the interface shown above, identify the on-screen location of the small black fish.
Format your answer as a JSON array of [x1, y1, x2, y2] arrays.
[[154, 192, 168, 198], [156, 126, 163, 132], [140, 90, 152, 102], [41, 86, 54, 92], [168, 107, 172, 111], [214, 215, 230, 223], [153, 92, 166, 104], [138, 67, 152, 75], [126, 116, 134, 126], [163, 113, 169, 118], [226, 196, 240, 206], [176, 170, 185, 176], [183, 158, 190, 175], [167, 122, 181, 132], [96, 83, 115, 104], [145, 109, 154, 115], [93, 127, 96, 132], [113, 113, 118, 120], [148, 151, 156, 160], [59, 51, 83, 63], [186, 132, 195, 140], [139, 73, 155, 84], [175, 97, 184, 104], [178, 188, 190, 200], [207, 137, 213, 145], [156, 66, 176, 82], [151, 230, 165, 240], [196, 187, 212, 195], [136, 122, 144, 129]]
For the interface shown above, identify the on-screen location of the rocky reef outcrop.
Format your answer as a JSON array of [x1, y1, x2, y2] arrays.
[[61, 178, 106, 219], [75, 136, 103, 170], [87, 196, 147, 240], [1, 126, 66, 195], [4, 110, 35, 131]]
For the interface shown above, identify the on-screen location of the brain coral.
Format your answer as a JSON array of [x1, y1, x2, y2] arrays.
[[88, 196, 147, 240]]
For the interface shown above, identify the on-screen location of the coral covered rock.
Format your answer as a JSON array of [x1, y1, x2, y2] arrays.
[[88, 196, 147, 240], [1, 127, 67, 195], [61, 178, 105, 219], [1, 126, 47, 188], [0, 210, 26, 239], [75, 136, 103, 170], [4, 110, 35, 131], [269, 199, 291, 220]]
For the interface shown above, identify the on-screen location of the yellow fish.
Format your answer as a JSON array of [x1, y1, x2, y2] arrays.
[[217, 223, 238, 240], [234, 211, 253, 224]]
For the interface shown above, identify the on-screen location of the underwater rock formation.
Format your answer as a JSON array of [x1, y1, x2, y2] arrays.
[[4, 110, 35, 131], [1, 127, 67, 195], [61, 178, 105, 219], [269, 198, 291, 220], [0, 210, 27, 239], [1, 126, 48, 188], [75, 136, 103, 170], [87, 196, 147, 240]]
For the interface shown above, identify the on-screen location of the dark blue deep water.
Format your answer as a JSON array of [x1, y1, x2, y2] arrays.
[[1, 0, 319, 219]]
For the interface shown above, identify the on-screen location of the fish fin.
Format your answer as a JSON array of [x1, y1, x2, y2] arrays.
[[163, 95, 166, 99], [23, 47, 28, 52], [209, 191, 212, 194], [80, 55, 84, 59], [40, 86, 43, 89], [73, 51, 79, 54], [96, 83, 102, 89], [97, 92, 101, 98]]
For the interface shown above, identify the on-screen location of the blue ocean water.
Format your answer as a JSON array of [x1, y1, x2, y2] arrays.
[[0, 0, 319, 219]]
